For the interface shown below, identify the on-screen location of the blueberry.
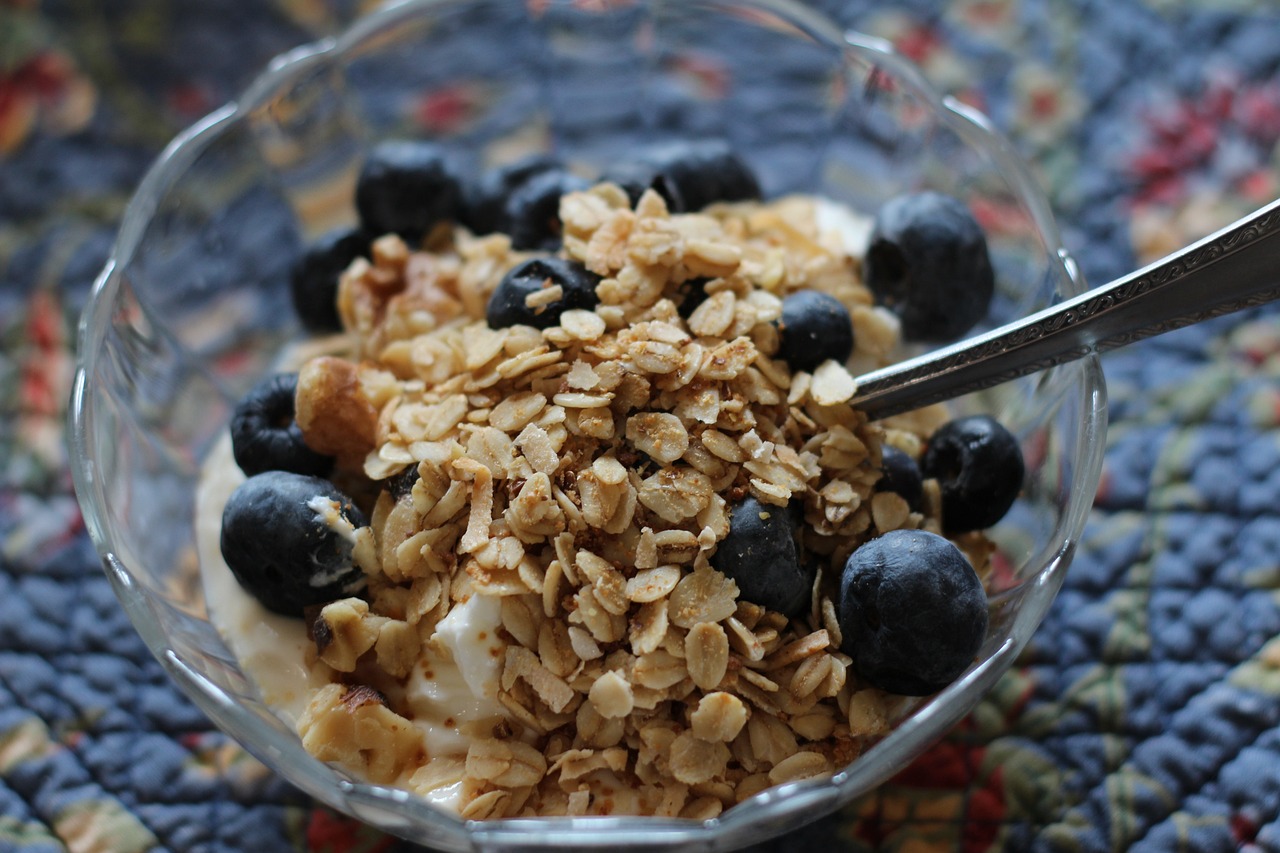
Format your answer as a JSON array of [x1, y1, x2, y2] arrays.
[[386, 463, 420, 501], [289, 227, 369, 332], [356, 140, 463, 241], [603, 140, 760, 212], [774, 290, 854, 373], [838, 529, 988, 695], [230, 373, 332, 477], [462, 154, 563, 236], [220, 471, 368, 616], [878, 445, 923, 512], [601, 159, 662, 208], [864, 191, 995, 342], [921, 415, 1024, 534], [674, 277, 712, 318], [505, 168, 591, 251], [711, 496, 811, 617], [486, 257, 601, 329]]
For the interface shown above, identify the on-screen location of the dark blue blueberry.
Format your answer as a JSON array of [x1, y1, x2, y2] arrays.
[[838, 529, 988, 695], [864, 191, 995, 343], [289, 227, 369, 332], [711, 496, 811, 617], [386, 463, 421, 502], [921, 415, 1024, 534], [487, 257, 601, 330], [602, 140, 760, 212], [505, 168, 591, 251], [601, 159, 662, 208], [878, 445, 923, 511], [462, 154, 563, 236], [674, 276, 712, 318], [230, 373, 332, 477], [355, 140, 463, 242], [774, 290, 854, 373], [220, 471, 368, 616]]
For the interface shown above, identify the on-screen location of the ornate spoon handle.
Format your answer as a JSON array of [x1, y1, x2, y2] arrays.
[[849, 197, 1280, 420]]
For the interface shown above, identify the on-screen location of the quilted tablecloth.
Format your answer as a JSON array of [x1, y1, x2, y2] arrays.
[[6, 1, 1280, 850]]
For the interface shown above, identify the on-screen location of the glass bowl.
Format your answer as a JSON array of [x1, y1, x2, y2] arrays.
[[68, 0, 1107, 850]]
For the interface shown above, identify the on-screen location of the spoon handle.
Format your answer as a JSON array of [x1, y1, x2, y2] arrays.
[[849, 197, 1280, 420]]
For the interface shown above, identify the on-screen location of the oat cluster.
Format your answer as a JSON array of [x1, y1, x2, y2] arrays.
[[289, 184, 990, 819]]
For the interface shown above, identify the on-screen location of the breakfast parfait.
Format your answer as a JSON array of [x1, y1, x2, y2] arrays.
[[200, 139, 1024, 819]]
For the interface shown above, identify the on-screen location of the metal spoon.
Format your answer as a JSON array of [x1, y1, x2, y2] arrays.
[[849, 197, 1280, 420]]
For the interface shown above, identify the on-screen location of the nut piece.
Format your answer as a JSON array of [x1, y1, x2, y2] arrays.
[[295, 357, 378, 460], [298, 683, 424, 785], [315, 598, 380, 672]]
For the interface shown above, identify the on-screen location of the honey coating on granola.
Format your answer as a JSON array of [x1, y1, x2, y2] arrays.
[[291, 184, 993, 818]]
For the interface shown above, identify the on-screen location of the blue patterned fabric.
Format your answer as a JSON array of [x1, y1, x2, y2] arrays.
[[5, 1, 1280, 850]]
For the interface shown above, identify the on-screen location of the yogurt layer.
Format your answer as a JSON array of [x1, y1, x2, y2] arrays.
[[196, 435, 509, 808]]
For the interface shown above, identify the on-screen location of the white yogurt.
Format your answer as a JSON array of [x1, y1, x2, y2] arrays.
[[814, 195, 873, 256], [196, 448, 332, 726], [195, 436, 507, 810]]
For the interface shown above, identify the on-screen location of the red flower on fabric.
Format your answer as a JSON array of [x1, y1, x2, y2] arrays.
[[416, 84, 480, 134], [19, 289, 67, 418], [895, 24, 943, 67], [306, 808, 396, 853], [1231, 806, 1262, 848], [166, 82, 217, 121], [1129, 73, 1280, 206], [0, 50, 94, 153], [669, 53, 730, 101], [846, 711, 1024, 852]]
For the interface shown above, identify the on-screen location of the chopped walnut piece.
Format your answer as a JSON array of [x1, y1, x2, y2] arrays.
[[295, 357, 378, 462], [314, 598, 381, 672], [297, 683, 424, 785]]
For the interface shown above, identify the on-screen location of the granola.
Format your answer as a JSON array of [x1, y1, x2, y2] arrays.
[[221, 183, 992, 818]]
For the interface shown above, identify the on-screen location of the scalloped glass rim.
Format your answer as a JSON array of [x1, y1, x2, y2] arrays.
[[68, 1, 1108, 850]]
